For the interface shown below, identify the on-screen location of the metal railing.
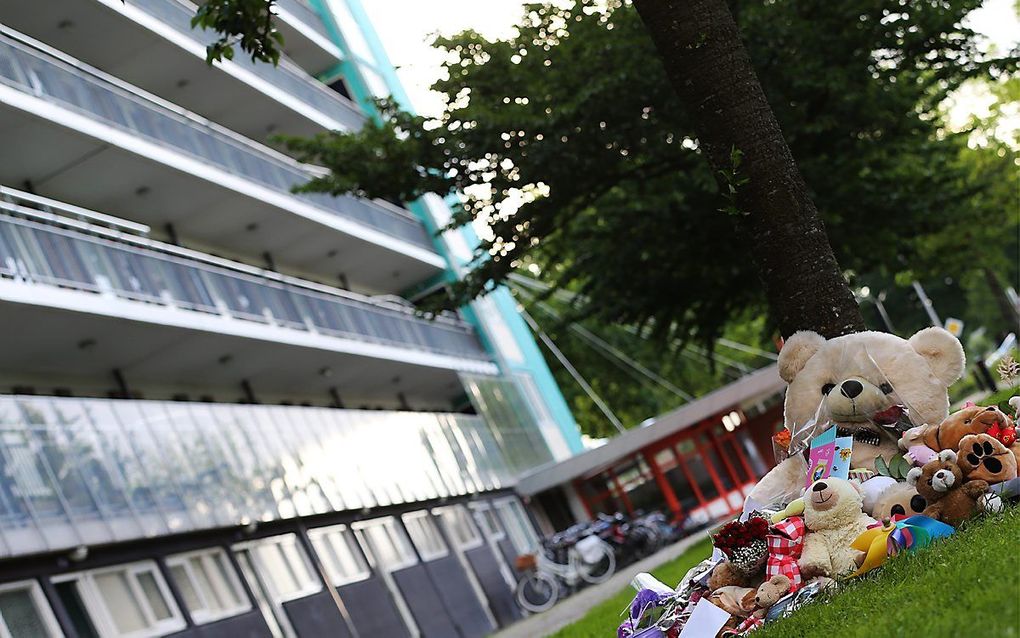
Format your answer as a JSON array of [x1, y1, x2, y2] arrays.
[[0, 199, 488, 362], [0, 394, 540, 557], [0, 27, 433, 250], [125, 0, 360, 130]]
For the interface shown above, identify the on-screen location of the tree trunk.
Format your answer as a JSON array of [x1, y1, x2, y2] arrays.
[[633, 0, 865, 339], [982, 267, 1020, 334]]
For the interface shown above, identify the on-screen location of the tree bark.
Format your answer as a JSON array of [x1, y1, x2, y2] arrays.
[[633, 0, 865, 339]]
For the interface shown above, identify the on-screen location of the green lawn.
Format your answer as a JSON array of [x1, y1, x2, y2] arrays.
[[553, 506, 1020, 638]]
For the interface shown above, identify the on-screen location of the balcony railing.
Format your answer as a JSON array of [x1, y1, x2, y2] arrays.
[[0, 28, 433, 250], [0, 394, 551, 557], [124, 0, 362, 130], [276, 0, 334, 42], [0, 195, 488, 362]]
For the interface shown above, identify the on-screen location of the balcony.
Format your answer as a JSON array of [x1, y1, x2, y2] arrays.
[[274, 0, 345, 74], [0, 26, 444, 292], [2, 0, 361, 139], [0, 190, 494, 406], [0, 393, 550, 557]]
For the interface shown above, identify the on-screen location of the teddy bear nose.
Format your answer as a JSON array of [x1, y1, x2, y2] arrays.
[[840, 380, 863, 399], [812, 481, 827, 492]]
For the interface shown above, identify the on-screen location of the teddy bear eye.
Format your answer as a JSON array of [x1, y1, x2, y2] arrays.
[[821, 383, 836, 395], [879, 382, 893, 394], [927, 478, 932, 485]]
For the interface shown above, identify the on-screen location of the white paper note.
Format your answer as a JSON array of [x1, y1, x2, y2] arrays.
[[678, 598, 731, 638]]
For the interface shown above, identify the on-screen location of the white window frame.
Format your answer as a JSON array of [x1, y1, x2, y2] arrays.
[[0, 580, 63, 638], [400, 512, 448, 562], [494, 497, 539, 555], [234, 535, 321, 604], [433, 505, 483, 551], [307, 524, 371, 587], [166, 548, 251, 625], [52, 561, 186, 638], [351, 517, 418, 572], [469, 503, 505, 542]]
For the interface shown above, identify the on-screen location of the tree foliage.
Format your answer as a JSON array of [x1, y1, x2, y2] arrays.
[[192, 0, 284, 64], [278, 0, 1017, 347]]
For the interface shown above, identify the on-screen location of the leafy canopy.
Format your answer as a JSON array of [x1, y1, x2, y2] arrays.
[[192, 0, 284, 64], [278, 0, 1016, 347]]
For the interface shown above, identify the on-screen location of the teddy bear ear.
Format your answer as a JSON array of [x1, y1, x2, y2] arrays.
[[906, 467, 923, 486], [908, 327, 965, 387], [938, 449, 958, 464], [778, 331, 825, 383]]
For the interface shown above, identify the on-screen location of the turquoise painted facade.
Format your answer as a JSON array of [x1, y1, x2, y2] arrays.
[[308, 0, 583, 455]]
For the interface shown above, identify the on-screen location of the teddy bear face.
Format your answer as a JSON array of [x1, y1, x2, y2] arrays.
[[803, 477, 864, 529], [754, 575, 791, 609], [957, 433, 1017, 484], [908, 451, 964, 502], [923, 406, 1012, 452], [778, 329, 964, 439]]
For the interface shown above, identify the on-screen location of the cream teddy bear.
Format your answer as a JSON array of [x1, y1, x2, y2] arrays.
[[798, 477, 874, 578]]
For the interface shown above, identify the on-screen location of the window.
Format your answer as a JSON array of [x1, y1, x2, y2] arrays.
[[54, 561, 185, 638], [308, 525, 370, 586], [434, 506, 482, 550], [495, 498, 539, 554], [352, 517, 417, 571], [166, 549, 249, 624], [470, 504, 504, 541], [245, 535, 320, 603], [0, 581, 62, 638], [401, 512, 448, 561]]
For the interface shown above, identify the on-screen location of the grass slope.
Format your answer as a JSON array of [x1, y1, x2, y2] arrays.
[[554, 507, 1020, 638]]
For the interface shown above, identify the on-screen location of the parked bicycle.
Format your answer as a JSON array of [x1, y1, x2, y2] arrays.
[[514, 534, 616, 612]]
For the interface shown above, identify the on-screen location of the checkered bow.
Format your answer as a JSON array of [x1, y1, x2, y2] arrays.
[[765, 516, 805, 592]]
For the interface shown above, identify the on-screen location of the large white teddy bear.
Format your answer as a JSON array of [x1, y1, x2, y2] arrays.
[[751, 327, 965, 503]]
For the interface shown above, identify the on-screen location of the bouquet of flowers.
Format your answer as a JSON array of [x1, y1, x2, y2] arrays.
[[712, 516, 769, 576]]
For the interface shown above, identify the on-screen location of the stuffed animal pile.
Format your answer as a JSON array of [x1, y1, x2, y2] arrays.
[[618, 328, 1017, 638]]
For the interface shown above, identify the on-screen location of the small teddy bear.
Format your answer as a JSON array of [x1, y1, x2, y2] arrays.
[[741, 574, 792, 620], [907, 449, 989, 527], [798, 478, 873, 579]]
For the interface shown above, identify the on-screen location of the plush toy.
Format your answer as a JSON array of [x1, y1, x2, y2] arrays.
[[869, 480, 928, 520], [907, 450, 988, 527], [752, 328, 964, 502], [956, 433, 1017, 484], [709, 561, 758, 590], [902, 404, 1020, 468], [709, 585, 756, 618], [741, 575, 793, 620], [798, 478, 873, 578]]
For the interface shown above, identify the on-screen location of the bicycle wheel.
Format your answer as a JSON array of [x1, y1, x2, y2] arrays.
[[515, 571, 560, 613], [578, 542, 616, 584]]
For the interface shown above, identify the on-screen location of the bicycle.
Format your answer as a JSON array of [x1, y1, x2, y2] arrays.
[[514, 535, 616, 613]]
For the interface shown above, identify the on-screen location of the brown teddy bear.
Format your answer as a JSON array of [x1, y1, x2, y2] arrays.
[[957, 433, 1017, 484], [903, 405, 1020, 467], [708, 561, 759, 590], [740, 574, 793, 620], [907, 450, 988, 527]]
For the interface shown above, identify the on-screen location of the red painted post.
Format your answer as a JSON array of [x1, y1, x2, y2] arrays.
[[642, 449, 683, 521], [674, 446, 707, 507], [692, 434, 733, 512], [710, 428, 744, 488], [728, 434, 757, 482]]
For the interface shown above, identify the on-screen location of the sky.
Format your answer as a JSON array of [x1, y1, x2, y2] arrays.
[[361, 0, 1020, 122]]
